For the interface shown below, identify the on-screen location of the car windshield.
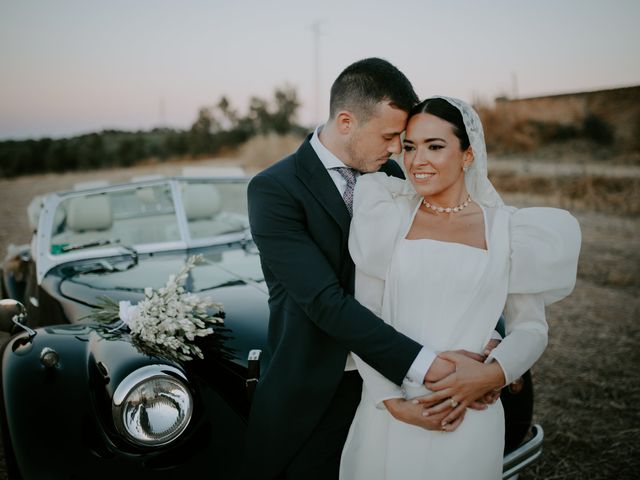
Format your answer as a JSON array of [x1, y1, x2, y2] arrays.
[[49, 179, 249, 255]]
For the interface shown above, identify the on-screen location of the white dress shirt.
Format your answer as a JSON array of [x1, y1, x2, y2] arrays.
[[309, 126, 435, 383]]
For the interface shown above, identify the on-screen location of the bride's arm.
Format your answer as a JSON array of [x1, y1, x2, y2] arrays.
[[486, 293, 548, 385], [415, 293, 547, 427], [354, 269, 384, 318], [352, 268, 405, 406]]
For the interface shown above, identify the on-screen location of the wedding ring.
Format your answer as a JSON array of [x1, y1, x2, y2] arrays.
[[450, 399, 458, 408]]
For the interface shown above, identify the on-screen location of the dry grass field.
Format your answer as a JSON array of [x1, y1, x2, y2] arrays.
[[0, 142, 638, 479]]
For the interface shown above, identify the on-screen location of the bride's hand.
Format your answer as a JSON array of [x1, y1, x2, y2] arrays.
[[383, 397, 465, 432], [423, 349, 487, 383], [416, 351, 505, 426]]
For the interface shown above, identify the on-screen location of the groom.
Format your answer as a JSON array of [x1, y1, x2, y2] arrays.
[[242, 58, 489, 480]]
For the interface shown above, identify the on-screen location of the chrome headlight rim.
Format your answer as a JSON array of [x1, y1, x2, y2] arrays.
[[112, 364, 193, 447]]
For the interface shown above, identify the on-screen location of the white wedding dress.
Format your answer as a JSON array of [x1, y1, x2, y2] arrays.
[[339, 172, 581, 480]]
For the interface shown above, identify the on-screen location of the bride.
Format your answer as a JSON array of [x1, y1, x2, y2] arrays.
[[340, 96, 581, 479]]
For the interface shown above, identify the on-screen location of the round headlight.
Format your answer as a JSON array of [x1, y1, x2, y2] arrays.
[[112, 365, 193, 447]]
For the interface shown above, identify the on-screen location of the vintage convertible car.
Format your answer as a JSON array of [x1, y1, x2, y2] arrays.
[[0, 172, 543, 479]]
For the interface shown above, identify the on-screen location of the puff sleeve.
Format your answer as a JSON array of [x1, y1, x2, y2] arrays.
[[488, 207, 581, 384], [508, 207, 581, 304]]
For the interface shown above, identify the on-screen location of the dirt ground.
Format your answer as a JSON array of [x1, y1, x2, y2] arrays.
[[0, 156, 638, 479]]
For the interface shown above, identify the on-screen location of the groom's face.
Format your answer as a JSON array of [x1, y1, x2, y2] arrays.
[[345, 102, 407, 173]]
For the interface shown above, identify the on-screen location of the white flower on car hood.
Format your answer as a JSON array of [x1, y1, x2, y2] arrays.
[[118, 301, 138, 326]]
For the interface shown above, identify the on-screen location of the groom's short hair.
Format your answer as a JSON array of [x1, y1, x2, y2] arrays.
[[329, 57, 418, 123]]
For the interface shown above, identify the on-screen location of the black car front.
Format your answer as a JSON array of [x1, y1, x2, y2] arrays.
[[0, 319, 253, 479]]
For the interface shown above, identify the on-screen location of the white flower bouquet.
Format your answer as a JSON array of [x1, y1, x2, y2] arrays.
[[89, 254, 225, 361]]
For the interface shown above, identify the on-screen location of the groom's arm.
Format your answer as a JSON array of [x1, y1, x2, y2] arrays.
[[248, 171, 422, 385]]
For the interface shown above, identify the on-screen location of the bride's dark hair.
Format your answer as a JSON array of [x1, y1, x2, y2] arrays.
[[409, 98, 470, 150]]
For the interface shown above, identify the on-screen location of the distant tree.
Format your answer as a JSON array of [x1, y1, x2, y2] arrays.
[[213, 95, 254, 145], [76, 133, 105, 169], [35, 138, 54, 172], [0, 85, 306, 177], [117, 136, 146, 166], [44, 139, 70, 172], [0, 141, 32, 177], [164, 130, 189, 156], [248, 97, 272, 135], [192, 107, 220, 134], [189, 107, 220, 155], [217, 96, 239, 130], [246, 86, 301, 135], [271, 85, 300, 134], [583, 114, 614, 145]]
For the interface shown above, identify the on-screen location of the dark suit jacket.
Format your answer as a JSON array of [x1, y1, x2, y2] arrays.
[[242, 134, 422, 478]]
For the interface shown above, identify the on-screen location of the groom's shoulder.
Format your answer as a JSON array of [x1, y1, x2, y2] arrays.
[[254, 134, 312, 180]]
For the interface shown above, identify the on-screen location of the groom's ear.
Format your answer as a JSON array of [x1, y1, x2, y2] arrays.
[[335, 110, 356, 135]]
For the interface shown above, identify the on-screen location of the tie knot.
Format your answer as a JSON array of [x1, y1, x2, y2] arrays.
[[333, 167, 357, 216], [333, 166, 357, 186]]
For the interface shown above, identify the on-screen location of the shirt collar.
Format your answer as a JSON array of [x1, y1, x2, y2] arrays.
[[310, 125, 351, 171]]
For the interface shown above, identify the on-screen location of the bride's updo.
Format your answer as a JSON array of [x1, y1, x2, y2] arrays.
[[409, 98, 470, 150]]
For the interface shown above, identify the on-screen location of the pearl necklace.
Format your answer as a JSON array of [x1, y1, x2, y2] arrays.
[[422, 195, 472, 214]]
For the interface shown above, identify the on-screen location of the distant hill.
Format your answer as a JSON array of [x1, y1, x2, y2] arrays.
[[481, 86, 640, 156]]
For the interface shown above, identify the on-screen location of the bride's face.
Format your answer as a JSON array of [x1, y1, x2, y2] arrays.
[[402, 113, 472, 198]]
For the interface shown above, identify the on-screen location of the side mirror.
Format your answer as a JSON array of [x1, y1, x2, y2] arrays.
[[0, 299, 27, 333]]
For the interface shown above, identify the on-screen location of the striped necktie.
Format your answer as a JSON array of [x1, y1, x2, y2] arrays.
[[333, 167, 357, 216]]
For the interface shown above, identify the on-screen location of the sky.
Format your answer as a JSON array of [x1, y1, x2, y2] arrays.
[[1, 0, 639, 140]]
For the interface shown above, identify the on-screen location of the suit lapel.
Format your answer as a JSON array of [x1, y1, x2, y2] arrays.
[[295, 137, 352, 237]]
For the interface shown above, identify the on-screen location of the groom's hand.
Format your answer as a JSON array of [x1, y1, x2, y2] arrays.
[[418, 338, 504, 425], [423, 357, 455, 383], [383, 398, 465, 432], [423, 349, 486, 384], [418, 351, 506, 424], [424, 337, 502, 388]]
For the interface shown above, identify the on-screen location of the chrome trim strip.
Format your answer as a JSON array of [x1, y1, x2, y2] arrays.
[[502, 424, 544, 479], [170, 180, 191, 245]]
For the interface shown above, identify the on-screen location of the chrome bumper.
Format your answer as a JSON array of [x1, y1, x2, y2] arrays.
[[502, 424, 544, 479]]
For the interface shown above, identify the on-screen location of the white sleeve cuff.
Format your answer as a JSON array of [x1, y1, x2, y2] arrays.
[[406, 347, 436, 384], [490, 329, 503, 341], [485, 353, 510, 387]]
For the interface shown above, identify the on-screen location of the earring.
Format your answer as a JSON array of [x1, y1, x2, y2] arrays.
[[463, 165, 469, 172]]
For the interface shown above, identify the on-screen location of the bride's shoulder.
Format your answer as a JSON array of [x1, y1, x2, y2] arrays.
[[358, 171, 407, 190], [505, 206, 581, 271], [486, 204, 581, 260], [355, 172, 414, 202], [505, 206, 581, 305], [503, 206, 580, 234], [349, 173, 414, 276]]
